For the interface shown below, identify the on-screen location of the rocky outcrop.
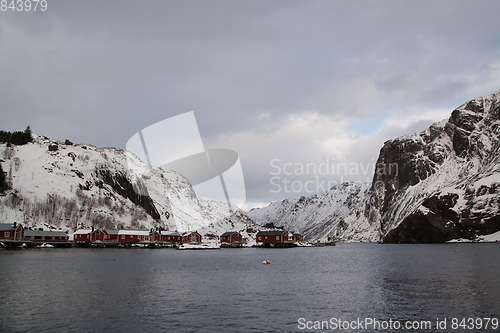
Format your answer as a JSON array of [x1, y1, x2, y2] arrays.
[[383, 182, 500, 243], [96, 168, 161, 220]]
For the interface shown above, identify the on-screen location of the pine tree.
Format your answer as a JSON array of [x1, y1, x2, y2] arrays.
[[23, 126, 33, 143]]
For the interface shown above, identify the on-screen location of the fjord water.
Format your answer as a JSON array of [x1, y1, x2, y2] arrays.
[[0, 243, 499, 332]]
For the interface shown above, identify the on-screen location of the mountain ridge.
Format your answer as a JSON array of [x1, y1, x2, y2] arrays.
[[0, 134, 261, 241]]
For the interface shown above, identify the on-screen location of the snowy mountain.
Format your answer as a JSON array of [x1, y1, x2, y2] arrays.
[[250, 90, 500, 243], [248, 182, 372, 241], [0, 134, 260, 241]]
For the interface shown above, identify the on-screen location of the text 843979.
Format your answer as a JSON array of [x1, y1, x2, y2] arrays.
[[1, 0, 47, 11]]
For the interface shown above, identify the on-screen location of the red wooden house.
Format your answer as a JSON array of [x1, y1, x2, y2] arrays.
[[256, 230, 289, 244], [116, 230, 152, 244], [73, 229, 93, 243], [73, 228, 108, 243], [160, 231, 183, 243], [220, 231, 243, 244], [182, 231, 202, 244], [150, 230, 162, 242], [291, 233, 303, 242], [0, 222, 24, 243], [90, 228, 108, 243], [104, 230, 119, 243]]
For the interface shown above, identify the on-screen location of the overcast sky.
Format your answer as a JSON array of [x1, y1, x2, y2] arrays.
[[1, 0, 499, 209]]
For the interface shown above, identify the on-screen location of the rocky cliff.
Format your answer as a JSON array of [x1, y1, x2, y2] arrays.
[[377, 90, 500, 242], [250, 90, 500, 243]]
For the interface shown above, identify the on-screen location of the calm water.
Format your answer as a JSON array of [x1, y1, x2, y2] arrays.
[[0, 243, 499, 332]]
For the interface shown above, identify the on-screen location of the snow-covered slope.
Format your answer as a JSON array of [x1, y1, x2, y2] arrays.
[[250, 90, 500, 243], [0, 135, 259, 241]]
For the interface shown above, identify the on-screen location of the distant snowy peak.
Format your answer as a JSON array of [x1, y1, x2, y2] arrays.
[[248, 182, 368, 241]]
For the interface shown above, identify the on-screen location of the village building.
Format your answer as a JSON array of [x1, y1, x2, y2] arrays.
[[150, 230, 162, 243], [73, 228, 114, 245], [182, 231, 202, 244], [116, 230, 151, 244], [220, 231, 243, 244], [74, 228, 160, 246], [73, 228, 101, 244], [0, 222, 24, 247], [24, 229, 69, 246], [73, 229, 92, 243], [290, 233, 303, 242], [256, 230, 290, 247], [90, 228, 109, 243], [104, 230, 120, 243], [160, 230, 183, 243]]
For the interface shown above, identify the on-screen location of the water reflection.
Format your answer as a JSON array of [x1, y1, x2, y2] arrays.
[[0, 244, 499, 332]]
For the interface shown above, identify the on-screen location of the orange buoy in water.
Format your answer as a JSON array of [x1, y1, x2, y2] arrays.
[[266, 260, 270, 264]]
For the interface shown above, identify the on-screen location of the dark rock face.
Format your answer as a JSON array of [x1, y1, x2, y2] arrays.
[[377, 91, 500, 243], [383, 191, 500, 243], [0, 163, 9, 193], [96, 168, 161, 220]]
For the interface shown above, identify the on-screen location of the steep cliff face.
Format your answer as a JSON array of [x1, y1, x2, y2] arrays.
[[372, 90, 500, 242]]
